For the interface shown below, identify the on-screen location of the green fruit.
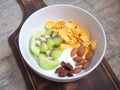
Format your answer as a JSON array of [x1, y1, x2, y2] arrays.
[[45, 49, 53, 56], [40, 42, 49, 52], [29, 32, 42, 56], [51, 48, 62, 60], [45, 29, 53, 35], [47, 39, 55, 49], [51, 32, 57, 37], [29, 38, 40, 56], [52, 37, 63, 46], [38, 54, 60, 70]]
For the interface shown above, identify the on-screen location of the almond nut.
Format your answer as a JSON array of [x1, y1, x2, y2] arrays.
[[77, 45, 85, 56], [83, 61, 90, 69], [85, 51, 94, 60], [71, 47, 78, 57], [75, 59, 86, 66], [73, 67, 82, 74], [73, 56, 82, 62]]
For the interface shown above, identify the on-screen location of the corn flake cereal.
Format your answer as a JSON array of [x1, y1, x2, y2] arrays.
[[45, 20, 97, 52]]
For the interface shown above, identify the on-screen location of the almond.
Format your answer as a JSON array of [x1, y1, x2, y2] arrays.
[[73, 56, 82, 62], [71, 47, 78, 57], [83, 61, 90, 69], [77, 45, 85, 56], [85, 51, 94, 60], [75, 59, 86, 66], [73, 67, 82, 74]]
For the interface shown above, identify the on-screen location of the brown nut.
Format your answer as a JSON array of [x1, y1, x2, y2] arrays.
[[55, 67, 63, 73], [61, 61, 66, 68], [64, 63, 73, 71], [67, 71, 73, 77], [71, 47, 78, 57], [73, 67, 82, 74], [77, 45, 85, 56], [75, 59, 86, 66], [55, 67, 69, 77], [73, 56, 82, 62], [61, 61, 73, 71], [59, 69, 69, 77], [85, 51, 94, 60], [83, 61, 90, 69]]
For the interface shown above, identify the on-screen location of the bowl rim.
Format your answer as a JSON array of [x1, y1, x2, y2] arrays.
[[19, 4, 106, 82]]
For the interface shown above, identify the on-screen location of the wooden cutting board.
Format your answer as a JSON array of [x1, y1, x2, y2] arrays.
[[9, 0, 120, 90]]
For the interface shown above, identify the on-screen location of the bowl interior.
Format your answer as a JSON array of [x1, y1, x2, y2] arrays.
[[19, 4, 106, 82]]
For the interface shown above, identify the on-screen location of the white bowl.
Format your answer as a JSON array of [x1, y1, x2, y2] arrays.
[[19, 4, 106, 82]]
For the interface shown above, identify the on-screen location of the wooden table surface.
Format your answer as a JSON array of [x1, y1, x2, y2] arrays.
[[0, 0, 120, 90]]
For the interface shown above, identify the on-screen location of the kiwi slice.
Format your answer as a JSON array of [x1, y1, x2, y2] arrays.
[[51, 32, 58, 38], [46, 39, 55, 49], [38, 54, 60, 70], [40, 42, 49, 52], [45, 29, 53, 35], [52, 37, 63, 46], [29, 32, 42, 56], [29, 29, 63, 70], [51, 48, 62, 60]]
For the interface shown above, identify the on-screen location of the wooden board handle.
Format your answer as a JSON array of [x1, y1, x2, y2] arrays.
[[17, 0, 46, 21]]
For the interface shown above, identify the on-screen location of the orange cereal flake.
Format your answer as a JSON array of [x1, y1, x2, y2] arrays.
[[45, 20, 97, 51]]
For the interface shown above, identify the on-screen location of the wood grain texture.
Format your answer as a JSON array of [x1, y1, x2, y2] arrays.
[[0, 0, 120, 90]]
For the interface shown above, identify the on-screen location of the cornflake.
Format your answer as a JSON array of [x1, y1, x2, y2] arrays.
[[45, 20, 97, 54]]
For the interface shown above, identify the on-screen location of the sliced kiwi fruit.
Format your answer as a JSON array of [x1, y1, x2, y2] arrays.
[[38, 54, 60, 70], [46, 38, 55, 49], [52, 36, 63, 46], [40, 42, 49, 52], [45, 29, 53, 35], [30, 29, 63, 70], [29, 32, 42, 56], [51, 48, 62, 60]]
